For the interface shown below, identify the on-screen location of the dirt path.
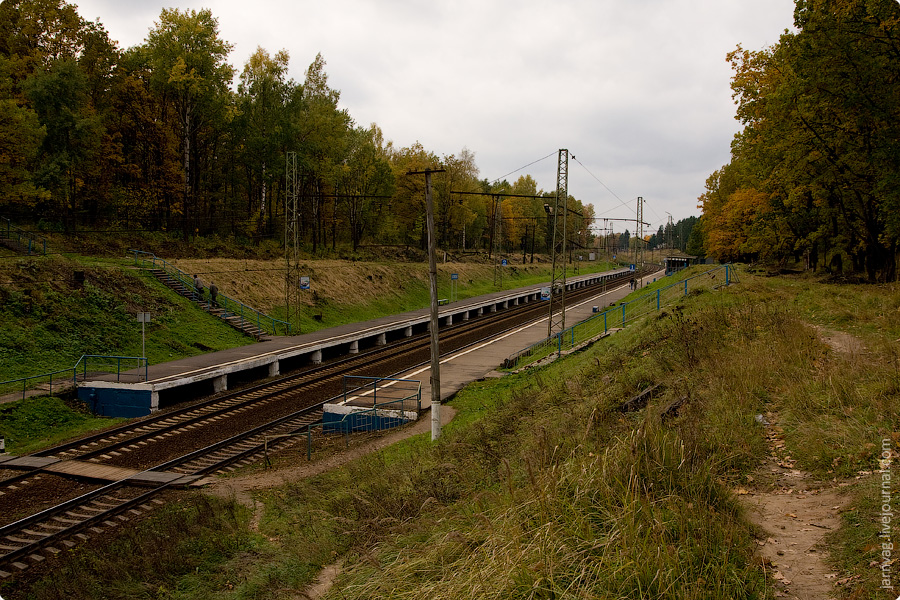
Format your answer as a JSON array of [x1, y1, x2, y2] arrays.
[[742, 412, 850, 599], [204, 406, 457, 599]]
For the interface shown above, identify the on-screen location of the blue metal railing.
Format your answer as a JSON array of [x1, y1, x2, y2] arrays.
[[0, 217, 47, 255], [131, 250, 292, 336], [505, 264, 733, 368], [0, 355, 149, 401], [305, 376, 422, 459]]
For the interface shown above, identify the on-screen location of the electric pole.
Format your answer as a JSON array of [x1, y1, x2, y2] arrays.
[[284, 151, 299, 332], [634, 196, 644, 267], [408, 167, 446, 441], [548, 149, 569, 337]]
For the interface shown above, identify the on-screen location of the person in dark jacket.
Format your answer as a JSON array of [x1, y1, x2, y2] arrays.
[[209, 282, 218, 307], [193, 274, 204, 300]]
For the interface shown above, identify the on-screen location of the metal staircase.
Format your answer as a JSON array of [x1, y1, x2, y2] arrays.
[[0, 218, 47, 255], [147, 268, 270, 340], [132, 250, 290, 339]]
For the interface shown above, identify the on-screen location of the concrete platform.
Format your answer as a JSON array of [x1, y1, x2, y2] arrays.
[[400, 269, 663, 412], [77, 267, 653, 417]]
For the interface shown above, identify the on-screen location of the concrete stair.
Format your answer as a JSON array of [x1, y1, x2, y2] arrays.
[[149, 269, 266, 340]]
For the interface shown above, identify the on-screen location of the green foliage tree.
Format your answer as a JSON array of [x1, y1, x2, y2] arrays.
[[145, 7, 234, 240], [293, 53, 351, 252], [235, 47, 293, 237], [24, 57, 103, 228], [336, 124, 394, 250], [0, 88, 46, 209]]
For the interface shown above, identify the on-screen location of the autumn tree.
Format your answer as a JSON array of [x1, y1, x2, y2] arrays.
[[704, 0, 900, 279]]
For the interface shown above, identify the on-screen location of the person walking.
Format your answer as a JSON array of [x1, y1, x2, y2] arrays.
[[193, 274, 204, 301], [209, 282, 218, 307]]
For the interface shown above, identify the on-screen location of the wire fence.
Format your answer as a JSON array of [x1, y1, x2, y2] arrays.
[[504, 264, 734, 369], [304, 376, 422, 459]]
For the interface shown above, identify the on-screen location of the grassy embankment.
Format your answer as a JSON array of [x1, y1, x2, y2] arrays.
[[8, 269, 898, 599], [168, 257, 611, 334]]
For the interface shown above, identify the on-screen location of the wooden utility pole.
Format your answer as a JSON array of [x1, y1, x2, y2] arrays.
[[408, 167, 446, 441]]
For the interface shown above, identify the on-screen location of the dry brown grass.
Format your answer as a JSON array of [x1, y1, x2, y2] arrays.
[[169, 259, 551, 312]]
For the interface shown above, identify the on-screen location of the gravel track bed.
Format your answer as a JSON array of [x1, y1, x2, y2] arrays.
[[0, 473, 101, 527]]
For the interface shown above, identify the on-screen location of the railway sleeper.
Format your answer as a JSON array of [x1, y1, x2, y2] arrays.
[[21, 529, 50, 538], [51, 516, 79, 525], [6, 536, 35, 544]]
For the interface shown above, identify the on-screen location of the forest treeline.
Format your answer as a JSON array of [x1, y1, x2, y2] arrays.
[[696, 0, 900, 281], [0, 0, 624, 256]]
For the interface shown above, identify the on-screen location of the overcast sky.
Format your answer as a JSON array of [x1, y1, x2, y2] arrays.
[[73, 0, 795, 234]]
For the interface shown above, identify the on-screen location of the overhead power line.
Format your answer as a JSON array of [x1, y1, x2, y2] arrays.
[[490, 151, 558, 185]]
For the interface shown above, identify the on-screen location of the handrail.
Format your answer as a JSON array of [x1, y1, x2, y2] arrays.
[[505, 264, 733, 369], [0, 217, 48, 255], [0, 355, 148, 401], [304, 376, 422, 459], [130, 249, 292, 336]]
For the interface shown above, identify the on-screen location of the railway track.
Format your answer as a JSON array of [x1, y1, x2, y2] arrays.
[[0, 269, 642, 578]]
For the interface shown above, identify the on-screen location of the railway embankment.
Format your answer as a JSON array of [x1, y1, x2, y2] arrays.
[[4, 268, 895, 599]]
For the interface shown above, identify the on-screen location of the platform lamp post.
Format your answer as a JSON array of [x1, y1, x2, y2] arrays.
[[408, 166, 446, 441], [137, 312, 151, 380]]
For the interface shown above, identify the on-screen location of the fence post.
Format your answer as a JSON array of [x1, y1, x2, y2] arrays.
[[657, 289, 661, 310], [604, 311, 607, 333], [726, 264, 731, 285], [622, 303, 626, 326], [684, 280, 688, 296]]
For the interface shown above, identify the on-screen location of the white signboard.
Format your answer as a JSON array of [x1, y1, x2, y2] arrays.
[[540, 286, 551, 301], [136, 312, 151, 323], [300, 276, 310, 290]]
